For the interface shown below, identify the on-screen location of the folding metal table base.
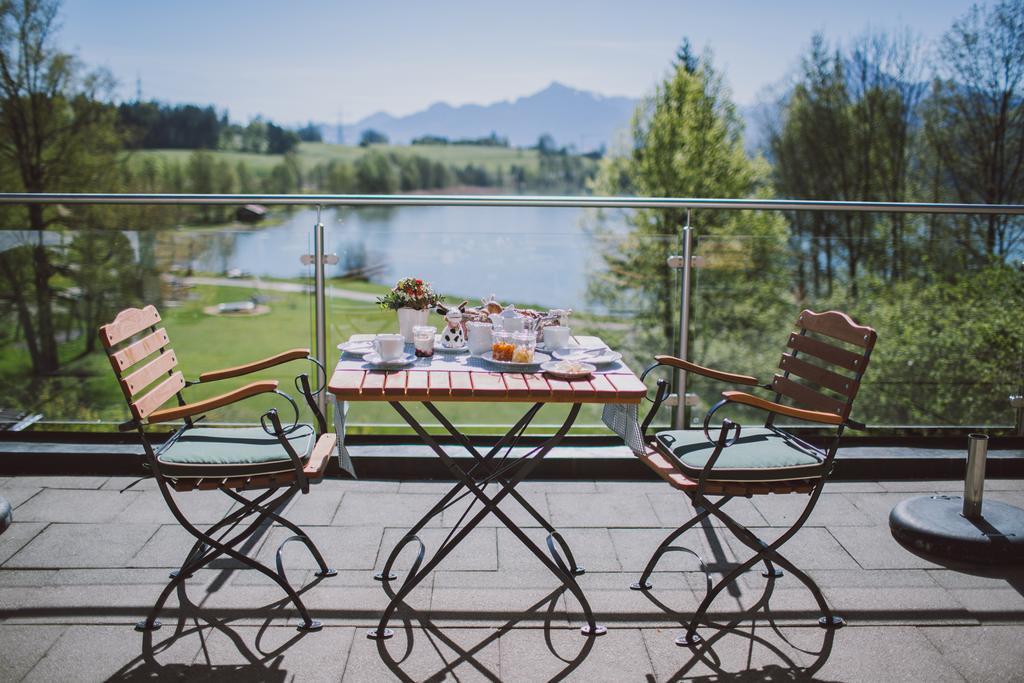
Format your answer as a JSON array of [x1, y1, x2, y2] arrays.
[[368, 400, 605, 640]]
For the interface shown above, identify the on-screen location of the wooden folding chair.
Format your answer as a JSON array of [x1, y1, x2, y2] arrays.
[[99, 305, 338, 632], [629, 310, 876, 646]]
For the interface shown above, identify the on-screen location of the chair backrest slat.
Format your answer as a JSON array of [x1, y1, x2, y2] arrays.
[[797, 310, 876, 348], [769, 309, 877, 423], [132, 371, 185, 420], [122, 350, 178, 396], [771, 375, 848, 418], [787, 333, 864, 373], [778, 353, 858, 398], [98, 305, 161, 347], [110, 329, 170, 371]]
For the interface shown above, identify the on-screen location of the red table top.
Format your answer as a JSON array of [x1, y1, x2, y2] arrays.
[[328, 367, 646, 404]]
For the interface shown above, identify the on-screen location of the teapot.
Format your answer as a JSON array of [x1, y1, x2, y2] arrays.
[[490, 304, 528, 333]]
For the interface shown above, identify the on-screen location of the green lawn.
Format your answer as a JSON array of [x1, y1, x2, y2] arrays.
[[1, 280, 615, 434], [131, 142, 542, 177]]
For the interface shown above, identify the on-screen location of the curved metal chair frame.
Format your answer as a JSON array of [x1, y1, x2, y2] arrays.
[[98, 306, 338, 632], [631, 310, 877, 646]]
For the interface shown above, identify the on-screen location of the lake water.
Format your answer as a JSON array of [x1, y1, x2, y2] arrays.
[[191, 206, 637, 311]]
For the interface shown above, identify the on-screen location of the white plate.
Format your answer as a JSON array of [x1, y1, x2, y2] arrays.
[[540, 360, 596, 380], [481, 351, 551, 370], [338, 340, 374, 355], [362, 352, 416, 369], [553, 349, 622, 365]]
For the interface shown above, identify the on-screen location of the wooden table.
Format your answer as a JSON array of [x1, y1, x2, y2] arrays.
[[327, 338, 647, 642]]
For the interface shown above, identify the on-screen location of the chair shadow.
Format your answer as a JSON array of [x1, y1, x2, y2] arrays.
[[635, 565, 838, 681], [373, 583, 597, 683], [105, 574, 330, 682]]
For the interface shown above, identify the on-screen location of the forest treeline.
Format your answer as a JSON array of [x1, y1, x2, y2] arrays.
[[589, 2, 1023, 426]]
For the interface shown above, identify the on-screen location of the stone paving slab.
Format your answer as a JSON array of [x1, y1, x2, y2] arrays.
[[0, 487, 42, 510], [498, 526, 622, 572], [546, 491, 662, 528], [647, 490, 769, 528], [5, 522, 157, 569], [347, 625, 501, 682], [0, 476, 1022, 682], [333, 491, 445, 527], [751, 491, 875, 527], [0, 521, 46, 566], [14, 488, 138, 524], [253, 524, 384, 572]]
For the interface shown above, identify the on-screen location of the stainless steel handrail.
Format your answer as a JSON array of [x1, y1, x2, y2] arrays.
[[0, 193, 1023, 214], [2, 191, 1022, 431]]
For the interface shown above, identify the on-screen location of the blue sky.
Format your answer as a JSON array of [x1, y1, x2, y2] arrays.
[[59, 0, 981, 125]]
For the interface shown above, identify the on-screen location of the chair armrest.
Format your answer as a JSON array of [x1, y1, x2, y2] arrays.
[[654, 355, 760, 386], [147, 380, 279, 423], [197, 348, 310, 382], [721, 390, 843, 425]]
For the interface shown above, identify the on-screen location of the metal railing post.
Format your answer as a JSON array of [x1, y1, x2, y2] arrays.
[[674, 211, 693, 430], [963, 433, 989, 520], [313, 207, 328, 417]]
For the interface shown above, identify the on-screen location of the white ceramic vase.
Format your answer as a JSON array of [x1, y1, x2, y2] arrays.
[[396, 307, 429, 343]]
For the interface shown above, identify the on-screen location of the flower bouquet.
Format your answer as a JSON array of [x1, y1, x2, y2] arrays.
[[377, 277, 441, 342]]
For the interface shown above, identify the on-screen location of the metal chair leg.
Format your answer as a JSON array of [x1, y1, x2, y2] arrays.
[[223, 487, 338, 578], [141, 485, 324, 632], [631, 498, 725, 591]]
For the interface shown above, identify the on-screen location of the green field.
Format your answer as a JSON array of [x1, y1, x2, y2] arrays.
[[131, 142, 543, 176], [1, 279, 614, 435]]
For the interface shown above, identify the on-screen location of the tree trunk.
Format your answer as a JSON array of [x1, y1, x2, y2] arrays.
[[28, 204, 60, 375], [0, 254, 41, 373]]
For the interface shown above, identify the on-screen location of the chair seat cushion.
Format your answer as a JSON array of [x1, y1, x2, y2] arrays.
[[157, 425, 315, 478], [654, 427, 825, 482]]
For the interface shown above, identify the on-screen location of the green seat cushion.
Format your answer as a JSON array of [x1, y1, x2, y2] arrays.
[[654, 427, 824, 482], [157, 425, 315, 478]]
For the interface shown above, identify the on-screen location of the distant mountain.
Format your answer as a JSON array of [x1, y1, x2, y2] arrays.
[[330, 82, 638, 151]]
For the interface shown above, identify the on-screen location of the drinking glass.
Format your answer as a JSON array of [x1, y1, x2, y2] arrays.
[[413, 325, 436, 358]]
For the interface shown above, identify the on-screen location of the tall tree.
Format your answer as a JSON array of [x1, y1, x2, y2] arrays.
[[589, 43, 787, 370], [769, 31, 925, 295], [0, 0, 121, 374], [924, 0, 1024, 259]]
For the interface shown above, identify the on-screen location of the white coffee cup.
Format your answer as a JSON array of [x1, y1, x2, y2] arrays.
[[466, 321, 493, 356], [543, 325, 571, 350], [372, 333, 405, 361]]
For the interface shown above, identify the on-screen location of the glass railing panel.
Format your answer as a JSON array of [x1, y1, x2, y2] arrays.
[[0, 205, 319, 429], [323, 205, 680, 434], [689, 228, 1022, 429]]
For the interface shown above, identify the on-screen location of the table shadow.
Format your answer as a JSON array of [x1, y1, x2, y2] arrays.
[[105, 575, 329, 682], [373, 584, 597, 682]]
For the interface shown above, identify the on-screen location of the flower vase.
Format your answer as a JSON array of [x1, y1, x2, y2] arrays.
[[397, 307, 429, 343]]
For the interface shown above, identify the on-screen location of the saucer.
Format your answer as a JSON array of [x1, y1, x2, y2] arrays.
[[362, 352, 416, 368], [537, 340, 580, 352], [553, 348, 622, 366], [434, 338, 469, 353], [338, 340, 373, 355]]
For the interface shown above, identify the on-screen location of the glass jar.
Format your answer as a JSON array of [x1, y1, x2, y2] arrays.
[[511, 330, 535, 363], [412, 325, 436, 357], [491, 329, 514, 361]]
